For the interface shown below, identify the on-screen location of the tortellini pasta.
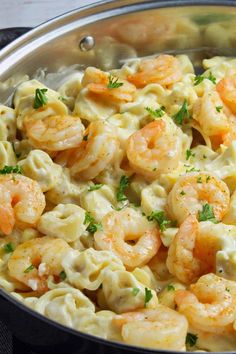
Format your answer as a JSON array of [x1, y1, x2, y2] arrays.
[[62, 249, 124, 291], [38, 204, 86, 242], [0, 105, 16, 141], [0, 141, 16, 169]]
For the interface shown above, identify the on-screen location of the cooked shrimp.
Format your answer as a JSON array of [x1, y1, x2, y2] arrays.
[[56, 121, 119, 180], [127, 55, 182, 88], [217, 71, 236, 115], [82, 67, 136, 102], [94, 207, 161, 268], [167, 172, 230, 224], [8, 237, 71, 293], [193, 91, 230, 138], [0, 174, 45, 235], [175, 273, 236, 333], [166, 215, 215, 284], [24, 114, 84, 151], [113, 306, 188, 350], [126, 119, 183, 179]]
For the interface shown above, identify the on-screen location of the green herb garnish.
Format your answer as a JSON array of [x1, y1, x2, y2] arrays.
[[147, 211, 171, 232], [0, 165, 22, 175], [88, 184, 103, 192], [216, 106, 223, 113], [144, 287, 153, 307], [116, 175, 130, 202], [59, 270, 66, 281], [107, 75, 123, 89], [185, 167, 200, 173], [132, 287, 140, 296], [198, 203, 218, 223], [194, 72, 216, 86], [145, 106, 165, 118], [172, 100, 190, 125], [167, 284, 175, 291], [180, 190, 186, 196], [24, 264, 35, 273], [83, 211, 102, 233], [33, 88, 48, 109], [186, 333, 198, 347], [186, 149, 195, 160], [197, 176, 202, 183], [3, 243, 14, 253]]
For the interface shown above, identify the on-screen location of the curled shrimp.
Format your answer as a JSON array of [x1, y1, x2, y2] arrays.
[[24, 114, 84, 151], [0, 174, 45, 235], [167, 172, 230, 224], [82, 67, 136, 102], [8, 237, 71, 293], [193, 91, 230, 139], [175, 273, 236, 333], [56, 121, 119, 180], [126, 119, 183, 179], [94, 207, 161, 268], [217, 71, 236, 115], [166, 215, 215, 284], [127, 55, 182, 88], [113, 306, 188, 350]]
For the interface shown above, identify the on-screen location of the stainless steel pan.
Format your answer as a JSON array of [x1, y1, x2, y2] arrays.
[[0, 1, 236, 353]]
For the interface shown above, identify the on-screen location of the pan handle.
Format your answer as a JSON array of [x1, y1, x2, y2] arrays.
[[0, 27, 32, 50]]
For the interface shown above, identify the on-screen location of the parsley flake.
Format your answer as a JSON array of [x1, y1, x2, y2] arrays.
[[167, 284, 175, 291], [24, 264, 35, 273], [186, 333, 198, 347], [3, 243, 14, 253], [206, 175, 211, 182], [116, 175, 130, 202], [88, 184, 103, 192], [145, 106, 165, 118], [132, 287, 140, 296], [180, 190, 186, 196], [216, 105, 223, 113], [226, 287, 230, 292], [33, 88, 48, 109], [197, 176, 202, 183], [107, 75, 123, 89], [144, 287, 153, 307], [185, 166, 200, 173], [83, 211, 102, 233], [186, 149, 195, 160], [59, 270, 66, 281], [198, 203, 218, 223], [172, 100, 190, 125], [0, 165, 22, 175], [194, 72, 216, 86], [147, 210, 171, 232]]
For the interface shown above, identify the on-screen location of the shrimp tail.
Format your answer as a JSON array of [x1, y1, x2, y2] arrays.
[[0, 205, 15, 235]]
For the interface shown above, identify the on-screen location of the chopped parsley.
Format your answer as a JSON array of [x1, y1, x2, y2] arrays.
[[147, 210, 171, 232], [206, 175, 211, 182], [185, 166, 200, 173], [107, 75, 123, 89], [172, 100, 190, 125], [111, 205, 126, 211], [226, 287, 230, 292], [186, 149, 195, 160], [216, 105, 223, 113], [24, 264, 35, 273], [132, 287, 140, 296], [0, 165, 22, 175], [3, 243, 14, 253], [83, 211, 102, 233], [167, 284, 175, 291], [198, 203, 218, 223], [116, 175, 130, 202], [180, 190, 186, 196], [59, 270, 66, 281], [144, 287, 153, 307], [145, 106, 165, 118], [83, 134, 88, 141], [197, 176, 202, 183], [186, 332, 198, 347], [88, 184, 103, 192], [194, 72, 216, 86], [33, 88, 48, 109]]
